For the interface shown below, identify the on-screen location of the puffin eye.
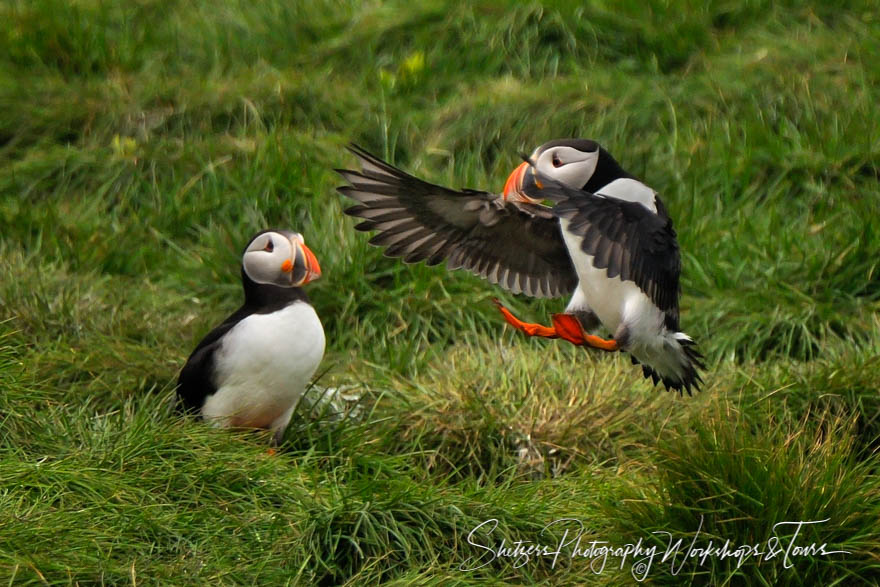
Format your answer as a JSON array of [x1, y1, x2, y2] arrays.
[[264, 239, 274, 253], [552, 152, 563, 168]]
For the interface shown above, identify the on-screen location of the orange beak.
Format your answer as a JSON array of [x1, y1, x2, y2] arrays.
[[281, 240, 322, 285], [298, 242, 322, 284], [502, 161, 541, 203]]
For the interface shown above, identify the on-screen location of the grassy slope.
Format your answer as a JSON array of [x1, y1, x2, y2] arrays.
[[1, 0, 879, 583]]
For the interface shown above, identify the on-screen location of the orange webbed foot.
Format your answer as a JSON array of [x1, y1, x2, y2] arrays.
[[493, 300, 619, 351], [551, 313, 619, 351], [550, 313, 587, 345], [493, 299, 558, 339]]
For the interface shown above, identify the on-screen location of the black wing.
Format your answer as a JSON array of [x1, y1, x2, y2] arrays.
[[176, 311, 244, 414], [542, 180, 682, 330], [336, 145, 577, 298]]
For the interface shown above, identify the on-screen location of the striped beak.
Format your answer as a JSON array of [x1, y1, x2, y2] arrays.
[[502, 161, 542, 204], [299, 242, 322, 284], [282, 237, 322, 286]]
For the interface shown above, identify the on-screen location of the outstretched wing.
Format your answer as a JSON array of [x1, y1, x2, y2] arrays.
[[336, 145, 577, 298], [539, 179, 682, 329]]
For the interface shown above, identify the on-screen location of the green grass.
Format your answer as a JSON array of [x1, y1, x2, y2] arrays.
[[1, 0, 879, 583]]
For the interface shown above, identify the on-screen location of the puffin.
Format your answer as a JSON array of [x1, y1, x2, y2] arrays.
[[177, 230, 325, 443], [336, 140, 704, 393]]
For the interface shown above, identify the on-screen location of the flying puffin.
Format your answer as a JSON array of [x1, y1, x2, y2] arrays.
[[336, 140, 704, 393], [177, 230, 325, 443]]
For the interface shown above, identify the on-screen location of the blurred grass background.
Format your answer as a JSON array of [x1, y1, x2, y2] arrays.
[[1, 0, 878, 583]]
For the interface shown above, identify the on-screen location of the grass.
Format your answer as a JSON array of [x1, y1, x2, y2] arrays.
[[1, 0, 879, 583]]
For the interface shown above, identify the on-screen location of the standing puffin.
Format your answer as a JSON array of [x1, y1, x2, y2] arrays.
[[336, 140, 703, 393], [177, 230, 325, 443]]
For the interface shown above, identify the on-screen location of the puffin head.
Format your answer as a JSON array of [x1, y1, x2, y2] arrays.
[[503, 139, 602, 203], [242, 230, 321, 288]]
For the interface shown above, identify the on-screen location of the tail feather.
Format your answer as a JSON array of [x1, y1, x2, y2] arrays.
[[629, 332, 704, 395]]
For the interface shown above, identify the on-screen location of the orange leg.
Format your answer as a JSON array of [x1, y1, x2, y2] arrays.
[[493, 299, 619, 352], [493, 299, 558, 338]]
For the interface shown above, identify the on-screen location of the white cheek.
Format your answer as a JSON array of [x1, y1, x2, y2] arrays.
[[243, 239, 296, 284], [559, 152, 598, 189], [536, 150, 598, 189], [556, 161, 595, 188], [535, 153, 560, 181], [244, 251, 282, 283]]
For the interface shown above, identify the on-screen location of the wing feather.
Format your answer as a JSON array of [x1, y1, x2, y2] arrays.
[[544, 180, 682, 329], [337, 145, 577, 298]]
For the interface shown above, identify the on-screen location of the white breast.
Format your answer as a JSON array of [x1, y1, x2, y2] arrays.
[[560, 218, 665, 343], [560, 193, 699, 388], [201, 301, 325, 429], [596, 178, 657, 213]]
